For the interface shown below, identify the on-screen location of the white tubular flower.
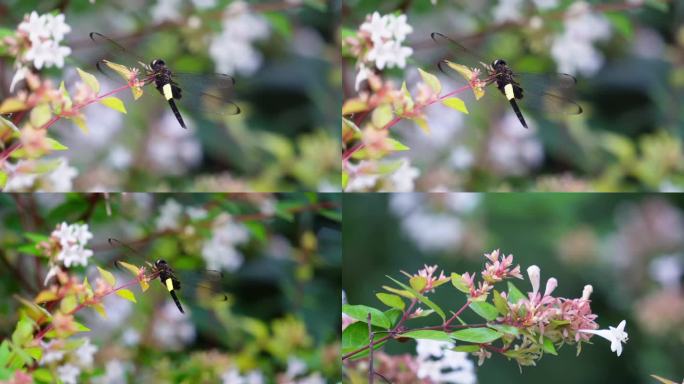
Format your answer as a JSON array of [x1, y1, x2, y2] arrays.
[[544, 277, 558, 296], [527, 265, 540, 296], [582, 284, 593, 300], [579, 320, 628, 356]]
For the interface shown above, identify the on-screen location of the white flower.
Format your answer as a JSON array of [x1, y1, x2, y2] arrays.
[[52, 222, 94, 268], [93, 360, 129, 384], [122, 329, 140, 346], [360, 12, 391, 43], [582, 284, 593, 300], [74, 338, 97, 368], [293, 372, 325, 384], [201, 214, 249, 271], [386, 14, 413, 42], [46, 158, 78, 191], [209, 1, 269, 76], [492, 0, 524, 23], [415, 339, 476, 384], [384, 158, 419, 192], [527, 265, 541, 296], [221, 367, 264, 384], [156, 199, 183, 231], [43, 264, 61, 286], [449, 147, 474, 170], [45, 13, 71, 42], [286, 357, 308, 378], [150, 0, 182, 22], [191, 0, 216, 9], [40, 340, 65, 364], [648, 254, 683, 289], [153, 301, 196, 349], [367, 40, 412, 70], [9, 65, 29, 93], [354, 64, 372, 91], [57, 364, 81, 384], [544, 277, 558, 296], [532, 0, 559, 10], [579, 320, 628, 356], [186, 206, 208, 220], [18, 11, 50, 42], [107, 146, 132, 170]]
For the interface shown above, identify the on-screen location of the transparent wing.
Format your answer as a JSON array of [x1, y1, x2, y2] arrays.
[[431, 32, 491, 68], [172, 73, 241, 116], [513, 72, 578, 90], [511, 73, 582, 115], [89, 32, 150, 81]]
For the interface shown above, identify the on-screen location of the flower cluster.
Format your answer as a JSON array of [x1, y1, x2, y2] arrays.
[[5, 11, 72, 91], [42, 222, 94, 285], [3, 157, 79, 192], [550, 1, 612, 76], [346, 12, 413, 91], [40, 338, 98, 384], [459, 249, 523, 300]]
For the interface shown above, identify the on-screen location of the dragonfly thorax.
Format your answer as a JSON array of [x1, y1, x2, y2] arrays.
[[150, 59, 167, 71]]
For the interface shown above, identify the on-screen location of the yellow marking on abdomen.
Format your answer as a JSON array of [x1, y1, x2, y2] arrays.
[[162, 83, 173, 100], [165, 278, 174, 292], [504, 83, 515, 100]]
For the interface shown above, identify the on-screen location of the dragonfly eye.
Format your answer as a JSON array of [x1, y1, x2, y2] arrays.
[[151, 59, 165, 69], [492, 59, 507, 67], [155, 259, 167, 266]]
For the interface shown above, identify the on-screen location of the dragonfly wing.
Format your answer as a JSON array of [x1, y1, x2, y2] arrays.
[[431, 32, 490, 67], [513, 72, 578, 90], [171, 73, 241, 116]]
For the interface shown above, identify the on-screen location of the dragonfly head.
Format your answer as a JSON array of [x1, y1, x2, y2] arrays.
[[155, 259, 168, 268], [491, 59, 507, 69], [150, 59, 166, 71]]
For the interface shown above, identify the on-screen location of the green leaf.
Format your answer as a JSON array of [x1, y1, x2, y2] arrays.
[[371, 104, 393, 128], [342, 304, 391, 329], [650, 375, 679, 384], [99, 96, 127, 114], [97, 266, 116, 286], [418, 68, 442, 94], [342, 99, 368, 115], [30, 103, 51, 127], [493, 290, 509, 315], [387, 276, 445, 320], [0, 98, 27, 114], [116, 288, 137, 303], [24, 232, 49, 243], [382, 285, 414, 299], [0, 340, 9, 366], [16, 244, 42, 256], [11, 317, 34, 345], [507, 281, 525, 304], [384, 309, 402, 327], [488, 323, 519, 336], [451, 327, 503, 343], [46, 137, 68, 151], [0, 171, 6, 189], [401, 330, 453, 341], [376, 293, 405, 310], [76, 67, 100, 93], [386, 137, 410, 151], [33, 368, 54, 382], [542, 337, 558, 355], [0, 115, 20, 133], [453, 344, 481, 352], [409, 276, 427, 292], [469, 301, 499, 321], [413, 117, 430, 134], [341, 322, 387, 359], [442, 97, 469, 114], [264, 12, 292, 38], [605, 13, 633, 39], [451, 273, 470, 293]]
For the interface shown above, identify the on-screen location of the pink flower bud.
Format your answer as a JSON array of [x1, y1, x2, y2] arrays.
[[544, 277, 558, 296], [527, 265, 540, 296]]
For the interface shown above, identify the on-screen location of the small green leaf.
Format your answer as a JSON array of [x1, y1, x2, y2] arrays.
[[45, 137, 68, 151], [116, 288, 137, 303], [469, 301, 499, 321], [413, 117, 430, 134], [30, 103, 51, 127], [385, 309, 402, 327], [371, 104, 393, 128], [341, 322, 388, 359], [0, 171, 7, 189], [342, 99, 368, 115], [60, 294, 78, 313], [73, 321, 91, 333], [409, 276, 427, 292], [451, 273, 470, 293], [0, 115, 20, 133], [453, 344, 481, 352], [387, 276, 445, 320], [493, 290, 509, 315], [386, 137, 410, 151], [442, 97, 469, 114], [382, 285, 414, 299], [376, 293, 405, 310], [451, 327, 503, 343], [488, 323, 519, 336], [33, 368, 54, 382], [401, 330, 453, 341], [342, 304, 391, 329], [76, 67, 100, 93], [97, 266, 116, 286], [507, 282, 525, 304], [417, 68, 442, 94], [542, 337, 558, 355], [0, 98, 27, 114], [99, 96, 127, 114]]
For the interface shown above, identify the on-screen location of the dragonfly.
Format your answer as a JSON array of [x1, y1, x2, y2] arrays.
[[107, 238, 228, 314], [431, 32, 583, 129], [89, 32, 241, 129]]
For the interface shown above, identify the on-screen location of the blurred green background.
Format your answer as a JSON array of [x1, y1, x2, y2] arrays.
[[342, 0, 684, 191], [343, 193, 684, 383], [1, 0, 340, 191]]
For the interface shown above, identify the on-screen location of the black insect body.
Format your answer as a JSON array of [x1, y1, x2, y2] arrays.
[[153, 258, 185, 314], [490, 59, 528, 128]]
